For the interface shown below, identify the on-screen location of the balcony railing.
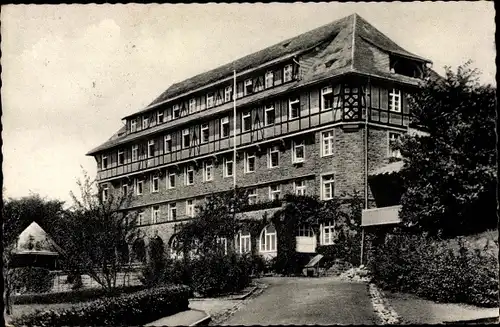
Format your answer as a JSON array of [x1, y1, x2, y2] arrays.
[[97, 107, 409, 181]]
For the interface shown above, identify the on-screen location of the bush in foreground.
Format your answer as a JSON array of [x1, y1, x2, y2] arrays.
[[11, 285, 146, 305], [11, 284, 190, 327], [368, 232, 498, 308]]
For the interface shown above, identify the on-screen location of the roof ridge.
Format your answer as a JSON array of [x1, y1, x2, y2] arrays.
[[350, 13, 356, 71]]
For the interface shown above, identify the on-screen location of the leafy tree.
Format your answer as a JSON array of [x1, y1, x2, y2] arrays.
[[60, 169, 139, 290], [397, 61, 496, 236]]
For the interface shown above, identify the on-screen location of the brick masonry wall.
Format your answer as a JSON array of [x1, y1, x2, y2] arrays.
[[112, 124, 399, 255]]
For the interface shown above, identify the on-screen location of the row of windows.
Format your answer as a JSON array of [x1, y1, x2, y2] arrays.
[[100, 129, 401, 172], [101, 86, 404, 170], [169, 221, 339, 259], [129, 64, 297, 134], [104, 175, 335, 227]]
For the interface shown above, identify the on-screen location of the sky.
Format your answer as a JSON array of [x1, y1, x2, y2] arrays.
[[1, 3, 496, 205]]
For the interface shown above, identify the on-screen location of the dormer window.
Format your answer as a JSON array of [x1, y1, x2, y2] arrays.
[[143, 117, 149, 129], [189, 98, 196, 113], [284, 64, 293, 82], [389, 89, 401, 112], [265, 71, 274, 89], [225, 86, 233, 102], [130, 119, 137, 132], [244, 79, 253, 96], [289, 97, 300, 119], [207, 93, 214, 108], [173, 104, 180, 119]]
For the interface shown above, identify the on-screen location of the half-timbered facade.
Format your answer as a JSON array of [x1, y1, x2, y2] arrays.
[[87, 13, 431, 260]]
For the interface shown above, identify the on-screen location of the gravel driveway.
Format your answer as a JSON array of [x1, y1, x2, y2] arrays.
[[221, 277, 377, 325]]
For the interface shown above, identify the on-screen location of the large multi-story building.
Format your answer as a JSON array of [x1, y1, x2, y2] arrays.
[[87, 13, 431, 261]]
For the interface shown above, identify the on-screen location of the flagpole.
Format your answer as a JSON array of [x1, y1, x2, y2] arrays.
[[233, 70, 237, 191]]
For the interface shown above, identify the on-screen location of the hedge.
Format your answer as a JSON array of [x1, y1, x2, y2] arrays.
[[10, 284, 191, 327], [11, 285, 146, 305], [368, 232, 499, 308]]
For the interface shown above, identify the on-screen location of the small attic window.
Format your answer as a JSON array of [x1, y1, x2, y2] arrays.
[[282, 41, 291, 48], [325, 58, 338, 69], [390, 55, 424, 79]]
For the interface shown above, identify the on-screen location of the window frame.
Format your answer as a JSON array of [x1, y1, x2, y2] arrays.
[[225, 86, 233, 102], [185, 165, 194, 186], [117, 149, 124, 165], [101, 184, 109, 202], [321, 86, 333, 111], [151, 175, 159, 193], [201, 123, 209, 143], [132, 145, 138, 161], [189, 98, 196, 113], [182, 129, 190, 148], [147, 139, 155, 158], [265, 71, 274, 89], [142, 116, 149, 129], [242, 111, 252, 132], [292, 140, 305, 163], [283, 64, 293, 83], [244, 79, 253, 96], [248, 188, 258, 204], [268, 145, 280, 168], [223, 157, 233, 178], [136, 178, 144, 195], [388, 131, 402, 158], [289, 97, 300, 119], [173, 104, 180, 119], [269, 184, 281, 201], [152, 205, 160, 224], [264, 104, 275, 126], [322, 130, 334, 157], [321, 221, 336, 245], [259, 225, 277, 253], [389, 88, 402, 112], [235, 231, 252, 254], [294, 180, 306, 196], [221, 116, 230, 138], [164, 135, 172, 153], [206, 93, 214, 108], [168, 171, 176, 189], [204, 160, 213, 182], [321, 174, 335, 200], [168, 203, 177, 221], [130, 119, 137, 132], [157, 111, 164, 124], [186, 199, 195, 218], [101, 154, 108, 169], [244, 152, 256, 173]]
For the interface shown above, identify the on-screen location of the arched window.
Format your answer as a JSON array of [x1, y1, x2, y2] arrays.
[[259, 224, 277, 253], [235, 230, 251, 254]]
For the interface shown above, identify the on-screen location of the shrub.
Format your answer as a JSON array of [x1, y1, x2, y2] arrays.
[[11, 285, 146, 305], [10, 284, 191, 327], [189, 252, 252, 297], [10, 267, 55, 294], [368, 232, 499, 308]]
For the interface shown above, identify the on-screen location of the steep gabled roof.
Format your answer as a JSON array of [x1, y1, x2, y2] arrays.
[[88, 13, 431, 156]]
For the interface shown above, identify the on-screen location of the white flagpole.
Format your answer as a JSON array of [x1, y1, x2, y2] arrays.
[[233, 70, 237, 191]]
